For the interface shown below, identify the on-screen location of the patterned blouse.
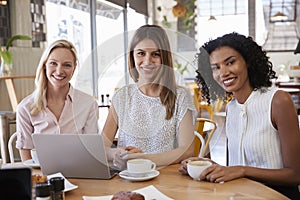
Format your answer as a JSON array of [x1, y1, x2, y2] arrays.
[[112, 84, 197, 153]]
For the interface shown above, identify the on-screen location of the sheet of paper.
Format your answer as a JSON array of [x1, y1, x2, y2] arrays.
[[47, 172, 78, 192], [82, 185, 174, 200]]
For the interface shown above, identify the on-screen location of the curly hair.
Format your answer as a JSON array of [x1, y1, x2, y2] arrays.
[[195, 69, 211, 104], [197, 32, 276, 103]]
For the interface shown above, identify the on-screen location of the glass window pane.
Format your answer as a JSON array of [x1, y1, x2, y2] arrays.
[[197, 14, 248, 46], [46, 1, 92, 94], [96, 7, 145, 98], [197, 0, 248, 47]]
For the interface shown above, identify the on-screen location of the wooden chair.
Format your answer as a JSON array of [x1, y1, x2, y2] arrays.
[[194, 118, 217, 158], [193, 87, 213, 119]]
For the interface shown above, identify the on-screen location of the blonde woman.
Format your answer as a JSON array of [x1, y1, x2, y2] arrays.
[[16, 39, 98, 161]]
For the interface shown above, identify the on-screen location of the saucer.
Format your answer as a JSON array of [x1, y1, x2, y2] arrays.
[[119, 170, 159, 181], [23, 159, 40, 168], [126, 170, 154, 177]]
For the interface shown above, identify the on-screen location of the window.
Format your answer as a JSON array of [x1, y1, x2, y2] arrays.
[[46, 1, 91, 97], [45, 0, 146, 97], [30, 0, 46, 47], [262, 0, 299, 51], [45, 0, 147, 127], [96, 6, 146, 98], [197, 0, 248, 46], [0, 0, 10, 46]]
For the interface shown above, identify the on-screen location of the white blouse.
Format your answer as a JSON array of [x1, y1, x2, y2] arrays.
[[226, 86, 283, 168], [112, 84, 197, 153]]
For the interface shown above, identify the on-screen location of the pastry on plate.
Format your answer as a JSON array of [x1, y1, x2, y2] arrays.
[[111, 191, 145, 200]]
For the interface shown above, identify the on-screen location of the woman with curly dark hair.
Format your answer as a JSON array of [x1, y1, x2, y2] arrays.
[[180, 32, 300, 199]]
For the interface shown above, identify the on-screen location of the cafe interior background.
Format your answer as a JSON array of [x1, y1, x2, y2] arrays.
[[0, 0, 300, 161]]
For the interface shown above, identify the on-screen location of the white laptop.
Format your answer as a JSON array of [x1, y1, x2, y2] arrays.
[[32, 134, 119, 179]]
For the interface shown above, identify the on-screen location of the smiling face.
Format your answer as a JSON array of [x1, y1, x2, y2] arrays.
[[210, 46, 252, 97], [45, 47, 76, 90], [133, 38, 162, 84]]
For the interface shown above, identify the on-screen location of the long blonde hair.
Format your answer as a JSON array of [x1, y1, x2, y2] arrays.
[[31, 39, 78, 114], [128, 25, 177, 120]]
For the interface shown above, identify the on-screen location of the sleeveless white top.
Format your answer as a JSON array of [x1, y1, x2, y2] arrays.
[[226, 86, 283, 168], [112, 84, 197, 153]]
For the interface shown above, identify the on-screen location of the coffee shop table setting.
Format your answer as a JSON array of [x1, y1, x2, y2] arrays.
[[0, 158, 289, 199], [118, 158, 159, 182], [69, 164, 288, 200]]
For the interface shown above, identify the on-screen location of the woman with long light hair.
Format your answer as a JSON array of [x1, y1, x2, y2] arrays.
[[103, 25, 197, 170], [16, 39, 98, 161]]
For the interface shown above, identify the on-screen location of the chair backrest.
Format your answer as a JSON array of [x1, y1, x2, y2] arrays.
[[194, 118, 217, 158], [8, 132, 18, 163]]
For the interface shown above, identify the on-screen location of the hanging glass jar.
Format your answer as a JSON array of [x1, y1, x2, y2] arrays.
[[0, 35, 31, 77], [0, 56, 13, 77]]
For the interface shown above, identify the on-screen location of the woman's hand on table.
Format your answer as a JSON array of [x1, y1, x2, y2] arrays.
[[179, 157, 244, 183], [124, 146, 143, 154], [178, 157, 201, 175], [178, 157, 217, 175], [113, 146, 143, 170], [201, 165, 245, 183]]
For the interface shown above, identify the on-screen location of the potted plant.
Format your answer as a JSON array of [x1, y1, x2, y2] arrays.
[[0, 35, 31, 76]]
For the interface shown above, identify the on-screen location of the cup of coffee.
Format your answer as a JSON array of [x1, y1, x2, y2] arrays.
[[31, 149, 40, 165], [187, 160, 212, 181], [127, 159, 156, 177]]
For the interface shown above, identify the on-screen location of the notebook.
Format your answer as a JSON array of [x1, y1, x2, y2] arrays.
[[32, 134, 119, 179]]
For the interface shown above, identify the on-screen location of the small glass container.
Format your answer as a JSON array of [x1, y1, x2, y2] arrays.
[[49, 177, 65, 200], [35, 183, 51, 200]]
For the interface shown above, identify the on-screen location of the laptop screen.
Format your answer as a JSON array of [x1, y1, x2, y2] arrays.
[[32, 134, 118, 179]]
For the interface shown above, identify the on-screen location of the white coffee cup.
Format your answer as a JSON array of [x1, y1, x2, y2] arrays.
[[187, 160, 212, 181], [31, 149, 40, 165], [127, 159, 156, 176]]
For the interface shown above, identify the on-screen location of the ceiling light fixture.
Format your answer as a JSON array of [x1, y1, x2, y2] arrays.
[[0, 0, 7, 6], [208, 15, 216, 21], [208, 0, 216, 21], [271, 11, 288, 22]]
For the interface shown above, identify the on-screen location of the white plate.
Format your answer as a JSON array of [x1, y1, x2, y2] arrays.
[[47, 172, 78, 192], [23, 159, 40, 168], [119, 170, 159, 181]]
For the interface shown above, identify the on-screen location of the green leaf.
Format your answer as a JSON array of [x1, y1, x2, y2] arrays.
[[0, 51, 12, 64], [0, 35, 31, 65], [162, 15, 171, 28], [6, 35, 31, 51]]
